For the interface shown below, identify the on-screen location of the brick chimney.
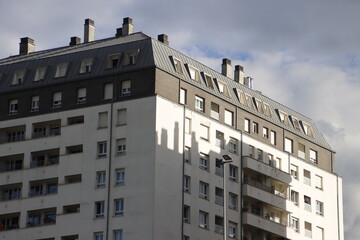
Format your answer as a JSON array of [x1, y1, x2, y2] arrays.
[[84, 18, 95, 43], [19, 37, 35, 55], [70, 36, 81, 46]]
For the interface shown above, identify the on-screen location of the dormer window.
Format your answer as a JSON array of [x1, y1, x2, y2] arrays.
[[254, 99, 264, 113], [236, 89, 245, 105], [171, 57, 183, 74], [107, 54, 121, 68], [263, 103, 272, 117], [55, 63, 68, 78], [217, 80, 229, 97], [291, 116, 301, 132], [203, 73, 214, 89], [278, 110, 290, 126], [12, 70, 25, 85], [80, 58, 94, 74], [302, 122, 314, 137], [186, 65, 200, 83], [245, 94, 254, 109], [124, 50, 140, 65], [34, 67, 46, 82]]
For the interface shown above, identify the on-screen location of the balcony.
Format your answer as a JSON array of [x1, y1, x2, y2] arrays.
[[242, 208, 287, 237], [0, 154, 23, 173], [27, 208, 56, 227], [242, 156, 291, 184], [30, 149, 60, 168], [0, 125, 26, 144], [32, 120, 61, 139], [0, 213, 19, 231]]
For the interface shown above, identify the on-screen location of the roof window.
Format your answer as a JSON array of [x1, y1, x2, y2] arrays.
[[34, 67, 46, 82], [203, 73, 214, 89], [236, 89, 245, 105], [278, 110, 290, 126], [107, 54, 121, 69], [290, 116, 302, 132], [12, 70, 25, 85], [245, 94, 254, 109], [186, 64, 201, 83], [170, 56, 183, 74], [301, 121, 314, 137], [254, 98, 264, 114], [55, 63, 68, 78], [263, 103, 272, 117], [216, 80, 230, 97], [124, 49, 140, 65], [80, 58, 94, 74]]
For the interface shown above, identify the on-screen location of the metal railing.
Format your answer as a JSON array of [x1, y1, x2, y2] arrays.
[[243, 207, 287, 226], [243, 178, 287, 199]]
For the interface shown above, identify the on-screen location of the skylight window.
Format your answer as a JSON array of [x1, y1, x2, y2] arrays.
[[186, 64, 200, 83], [34, 67, 46, 82], [291, 116, 302, 132], [255, 99, 264, 114], [217, 80, 230, 97], [245, 94, 254, 109], [301, 121, 314, 137], [55, 63, 68, 78], [171, 56, 183, 74], [12, 70, 25, 85], [80, 58, 94, 74], [263, 103, 272, 117], [203, 73, 214, 89], [236, 89, 245, 105], [278, 110, 290, 126]]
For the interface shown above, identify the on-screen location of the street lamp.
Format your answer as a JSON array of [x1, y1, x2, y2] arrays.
[[221, 154, 233, 240]]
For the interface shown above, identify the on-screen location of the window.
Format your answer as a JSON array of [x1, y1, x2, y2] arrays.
[[171, 57, 183, 74], [285, 138, 293, 153], [1, 184, 22, 200], [55, 63, 68, 78], [77, 88, 86, 104], [291, 116, 301, 132], [98, 112, 108, 128], [252, 122, 259, 134], [184, 175, 191, 193], [217, 81, 229, 96], [236, 89, 245, 105], [199, 124, 209, 141], [63, 204, 80, 214], [298, 143, 305, 159], [199, 211, 208, 229], [199, 153, 209, 170], [204, 74, 214, 88], [304, 195, 311, 211], [278, 110, 290, 126], [270, 130, 276, 145], [183, 205, 190, 223], [180, 88, 187, 104], [96, 171, 106, 188], [257, 149, 263, 161], [317, 227, 324, 240], [184, 146, 191, 163], [67, 115, 84, 125], [290, 190, 299, 205], [94, 232, 104, 240], [245, 94, 254, 109], [228, 192, 238, 210], [121, 80, 131, 96], [255, 99, 264, 113], [124, 50, 139, 65], [107, 54, 121, 68], [185, 118, 191, 134], [229, 138, 238, 154], [263, 127, 268, 138], [263, 103, 272, 117], [114, 230, 123, 240], [305, 221, 312, 238], [215, 215, 224, 233], [244, 119, 250, 133], [210, 102, 220, 120], [315, 175, 323, 190], [95, 201, 105, 218], [228, 221, 237, 238], [12, 70, 25, 85], [199, 182, 209, 199], [65, 174, 82, 184], [187, 65, 200, 82], [302, 122, 314, 137], [215, 158, 224, 176], [31, 96, 39, 111], [215, 131, 224, 149], [9, 99, 18, 115], [116, 169, 125, 185], [290, 216, 299, 232], [316, 201, 324, 216], [34, 67, 46, 81], [117, 109, 127, 125], [304, 169, 311, 185], [104, 83, 113, 100], [249, 145, 254, 157], [290, 164, 298, 179], [80, 58, 93, 73], [98, 142, 107, 158], [224, 109, 234, 126], [310, 149, 318, 164], [229, 165, 238, 181], [115, 198, 124, 216], [53, 92, 62, 108], [195, 96, 204, 112], [116, 138, 126, 155], [215, 187, 224, 205]]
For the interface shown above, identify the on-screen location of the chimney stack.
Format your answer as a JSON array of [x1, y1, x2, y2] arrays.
[[122, 17, 134, 36], [234, 65, 245, 84], [84, 18, 95, 43], [19, 37, 35, 55], [221, 58, 232, 78], [245, 77, 254, 89], [158, 34, 169, 45], [69, 36, 81, 46], [115, 28, 123, 37]]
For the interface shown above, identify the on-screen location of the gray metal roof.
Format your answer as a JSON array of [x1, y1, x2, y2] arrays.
[[0, 32, 331, 150]]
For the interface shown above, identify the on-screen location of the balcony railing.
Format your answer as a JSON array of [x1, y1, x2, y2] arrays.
[[243, 178, 287, 199], [32, 129, 61, 139], [304, 177, 311, 186], [0, 162, 23, 173], [215, 195, 224, 205], [0, 224, 19, 231], [1, 192, 21, 201], [215, 224, 224, 234], [244, 207, 287, 226], [215, 167, 224, 176], [304, 203, 311, 212]]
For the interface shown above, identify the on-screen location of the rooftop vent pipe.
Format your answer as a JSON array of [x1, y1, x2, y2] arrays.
[[234, 65, 245, 85], [122, 17, 134, 36], [84, 18, 95, 43], [158, 34, 169, 45], [70, 36, 81, 46], [245, 76, 254, 89], [221, 58, 232, 78], [19, 37, 35, 55]]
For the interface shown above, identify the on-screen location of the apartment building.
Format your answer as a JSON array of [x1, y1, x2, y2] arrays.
[[0, 18, 343, 240]]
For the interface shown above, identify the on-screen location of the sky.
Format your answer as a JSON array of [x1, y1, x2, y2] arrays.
[[0, 0, 359, 238]]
